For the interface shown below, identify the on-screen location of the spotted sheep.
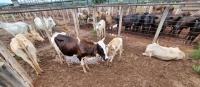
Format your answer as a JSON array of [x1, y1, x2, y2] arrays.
[[51, 32, 108, 73]]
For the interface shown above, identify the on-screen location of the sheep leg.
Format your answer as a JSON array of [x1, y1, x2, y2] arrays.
[[119, 45, 123, 57], [81, 58, 87, 73], [84, 58, 90, 71], [21, 45, 42, 75], [62, 53, 70, 66]]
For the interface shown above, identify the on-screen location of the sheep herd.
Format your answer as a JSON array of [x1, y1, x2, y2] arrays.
[[0, 5, 197, 75]]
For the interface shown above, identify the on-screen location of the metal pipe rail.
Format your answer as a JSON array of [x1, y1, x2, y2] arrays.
[[0, 2, 200, 14], [0, 6, 87, 14]]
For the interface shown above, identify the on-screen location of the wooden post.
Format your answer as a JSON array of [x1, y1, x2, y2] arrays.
[[148, 6, 153, 14], [51, 10, 55, 18], [71, 9, 79, 36], [44, 11, 48, 17], [32, 12, 37, 18], [19, 13, 24, 22], [175, 4, 185, 15], [111, 7, 114, 16], [28, 12, 33, 20], [39, 16, 52, 42], [66, 10, 70, 22], [108, 7, 111, 15], [92, 7, 96, 30], [11, 14, 17, 22], [152, 5, 170, 43], [0, 40, 33, 87], [118, 6, 124, 37], [2, 15, 8, 23], [61, 10, 67, 25], [0, 58, 30, 87], [75, 9, 80, 31], [56, 10, 59, 17], [126, 6, 130, 15]]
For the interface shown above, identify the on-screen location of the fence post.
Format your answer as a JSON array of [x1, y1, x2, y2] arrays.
[[118, 6, 124, 37], [71, 9, 79, 36], [11, 14, 17, 22], [0, 58, 30, 87], [175, 4, 185, 15], [0, 40, 33, 87], [152, 5, 170, 43], [148, 6, 153, 14], [19, 13, 24, 22], [61, 10, 67, 25], [75, 8, 80, 31], [126, 6, 130, 15], [92, 7, 96, 30], [2, 15, 8, 23]]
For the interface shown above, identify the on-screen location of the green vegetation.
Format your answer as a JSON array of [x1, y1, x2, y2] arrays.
[[190, 49, 200, 60], [70, 2, 86, 6], [190, 43, 200, 75], [190, 43, 200, 60], [192, 65, 200, 75], [92, 29, 97, 34], [92, 0, 107, 4], [195, 44, 200, 50], [0, 34, 3, 37]]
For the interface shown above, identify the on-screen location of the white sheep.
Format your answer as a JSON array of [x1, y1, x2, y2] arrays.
[[142, 43, 185, 60], [106, 37, 123, 63], [34, 17, 56, 36], [0, 21, 32, 36], [95, 20, 106, 37]]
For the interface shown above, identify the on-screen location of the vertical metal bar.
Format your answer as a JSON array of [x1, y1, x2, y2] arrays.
[[152, 5, 170, 43], [118, 6, 124, 37]]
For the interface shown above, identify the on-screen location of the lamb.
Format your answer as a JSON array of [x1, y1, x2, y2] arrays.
[[142, 42, 185, 60], [34, 17, 56, 36], [95, 20, 106, 37], [0, 21, 32, 36], [106, 37, 123, 63]]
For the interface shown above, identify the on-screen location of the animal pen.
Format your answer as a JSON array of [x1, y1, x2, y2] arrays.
[[0, 1, 200, 87]]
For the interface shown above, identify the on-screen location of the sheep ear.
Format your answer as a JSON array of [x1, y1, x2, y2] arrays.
[[101, 37, 105, 41], [28, 34, 33, 38], [93, 42, 97, 44]]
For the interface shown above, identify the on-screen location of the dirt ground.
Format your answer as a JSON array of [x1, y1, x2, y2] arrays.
[[1, 20, 200, 87]]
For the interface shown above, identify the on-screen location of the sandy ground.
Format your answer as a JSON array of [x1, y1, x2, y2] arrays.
[[0, 18, 200, 87]]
